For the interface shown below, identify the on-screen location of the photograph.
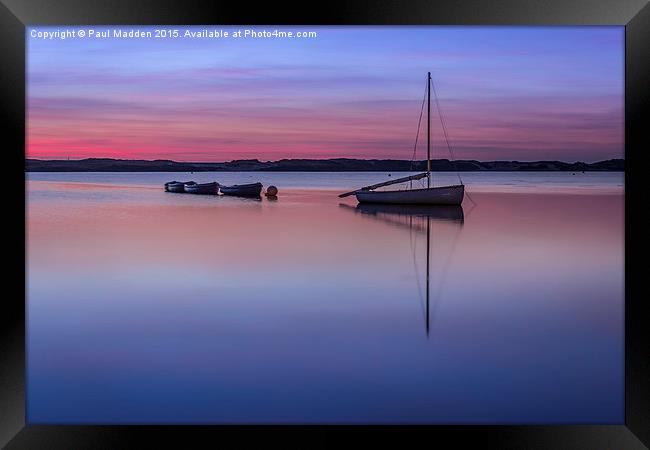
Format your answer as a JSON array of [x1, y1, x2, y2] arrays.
[[24, 25, 626, 425]]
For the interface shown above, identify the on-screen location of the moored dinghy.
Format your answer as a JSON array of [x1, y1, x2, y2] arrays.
[[166, 181, 195, 193], [219, 182, 263, 197], [185, 182, 220, 195]]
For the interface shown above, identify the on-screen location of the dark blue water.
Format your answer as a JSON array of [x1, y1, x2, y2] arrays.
[[27, 173, 624, 423]]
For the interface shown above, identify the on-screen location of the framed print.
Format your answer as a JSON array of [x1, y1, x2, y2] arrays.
[[1, 0, 648, 448]]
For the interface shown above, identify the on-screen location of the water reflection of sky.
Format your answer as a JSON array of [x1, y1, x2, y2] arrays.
[[27, 171, 625, 192], [27, 176, 624, 423]]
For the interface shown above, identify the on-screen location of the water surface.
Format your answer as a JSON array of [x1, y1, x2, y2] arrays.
[[26, 172, 624, 423]]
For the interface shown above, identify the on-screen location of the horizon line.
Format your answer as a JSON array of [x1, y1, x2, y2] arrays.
[[26, 156, 625, 164]]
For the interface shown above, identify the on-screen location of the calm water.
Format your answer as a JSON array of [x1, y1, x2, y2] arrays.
[[26, 172, 624, 424]]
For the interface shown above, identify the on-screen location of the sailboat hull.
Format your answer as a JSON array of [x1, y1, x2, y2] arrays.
[[355, 184, 464, 206]]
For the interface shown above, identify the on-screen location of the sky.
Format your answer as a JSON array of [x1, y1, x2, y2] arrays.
[[27, 26, 624, 162]]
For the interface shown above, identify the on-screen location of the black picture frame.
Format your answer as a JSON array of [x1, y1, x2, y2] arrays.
[[2, 0, 648, 448]]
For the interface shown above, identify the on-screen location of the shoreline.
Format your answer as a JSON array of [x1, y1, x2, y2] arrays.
[[25, 158, 625, 173]]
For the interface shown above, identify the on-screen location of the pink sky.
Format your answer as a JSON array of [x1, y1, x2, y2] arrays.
[[27, 26, 624, 162]]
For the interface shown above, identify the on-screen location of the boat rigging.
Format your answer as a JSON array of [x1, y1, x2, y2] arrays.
[[339, 72, 465, 205]]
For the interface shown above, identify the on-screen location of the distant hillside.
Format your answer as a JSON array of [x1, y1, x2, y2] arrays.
[[25, 158, 625, 172]]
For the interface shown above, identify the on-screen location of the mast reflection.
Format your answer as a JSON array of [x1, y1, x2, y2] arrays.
[[340, 202, 464, 337]]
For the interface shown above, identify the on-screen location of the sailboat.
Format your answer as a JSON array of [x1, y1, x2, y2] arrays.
[[339, 72, 464, 205]]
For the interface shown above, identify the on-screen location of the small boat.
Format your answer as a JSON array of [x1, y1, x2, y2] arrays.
[[184, 182, 220, 195], [355, 184, 464, 205], [164, 181, 180, 192], [165, 181, 195, 193], [339, 72, 465, 206], [219, 182, 263, 197]]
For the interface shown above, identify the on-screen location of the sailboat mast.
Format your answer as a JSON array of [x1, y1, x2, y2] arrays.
[[427, 72, 431, 188]]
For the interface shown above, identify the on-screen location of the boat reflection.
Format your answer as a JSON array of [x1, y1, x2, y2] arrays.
[[220, 194, 262, 202], [356, 203, 463, 220], [340, 202, 464, 337], [356, 203, 463, 231], [340, 203, 463, 233]]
